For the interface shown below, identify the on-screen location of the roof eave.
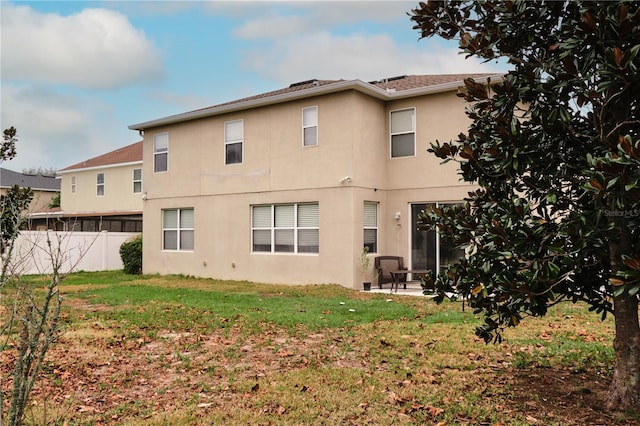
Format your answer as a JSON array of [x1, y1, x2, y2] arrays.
[[58, 160, 143, 175]]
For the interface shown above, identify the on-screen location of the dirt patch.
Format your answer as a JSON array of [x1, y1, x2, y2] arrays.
[[492, 366, 630, 425]]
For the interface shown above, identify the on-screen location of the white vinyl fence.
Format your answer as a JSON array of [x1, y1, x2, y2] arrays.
[[9, 230, 140, 275]]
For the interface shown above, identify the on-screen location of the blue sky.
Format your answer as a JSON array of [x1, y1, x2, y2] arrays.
[[1, 1, 506, 172]]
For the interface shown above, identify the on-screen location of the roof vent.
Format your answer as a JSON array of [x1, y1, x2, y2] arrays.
[[289, 79, 319, 88], [370, 75, 407, 84]]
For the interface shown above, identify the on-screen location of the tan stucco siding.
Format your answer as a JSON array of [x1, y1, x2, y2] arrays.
[[143, 91, 382, 200], [385, 92, 471, 190], [143, 187, 365, 286], [141, 87, 478, 288], [60, 164, 143, 214]]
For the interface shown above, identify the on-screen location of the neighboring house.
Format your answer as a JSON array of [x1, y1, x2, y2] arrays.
[[55, 141, 144, 232], [129, 74, 500, 289], [0, 167, 61, 228]]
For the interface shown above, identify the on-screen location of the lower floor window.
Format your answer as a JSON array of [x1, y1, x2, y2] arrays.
[[252, 202, 319, 253], [363, 202, 378, 253], [163, 208, 194, 251]]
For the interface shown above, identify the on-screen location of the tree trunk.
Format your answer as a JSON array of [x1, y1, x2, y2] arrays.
[[606, 216, 640, 413], [606, 292, 640, 412]]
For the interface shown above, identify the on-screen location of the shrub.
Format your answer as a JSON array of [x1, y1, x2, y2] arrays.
[[120, 234, 142, 274]]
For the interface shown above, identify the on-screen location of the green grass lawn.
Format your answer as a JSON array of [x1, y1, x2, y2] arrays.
[[63, 272, 419, 334], [9, 271, 638, 426]]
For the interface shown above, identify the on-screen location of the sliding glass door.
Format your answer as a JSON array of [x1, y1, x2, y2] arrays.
[[410, 203, 465, 274]]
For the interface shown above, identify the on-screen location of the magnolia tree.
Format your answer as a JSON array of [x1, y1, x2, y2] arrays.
[[410, 0, 639, 412]]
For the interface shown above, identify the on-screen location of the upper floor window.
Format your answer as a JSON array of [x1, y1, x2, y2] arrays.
[[71, 176, 76, 194], [252, 202, 319, 254], [225, 120, 243, 165], [96, 173, 105, 196], [363, 202, 378, 253], [302, 106, 318, 147], [390, 108, 415, 158], [133, 168, 142, 193], [163, 208, 194, 251], [154, 133, 168, 173]]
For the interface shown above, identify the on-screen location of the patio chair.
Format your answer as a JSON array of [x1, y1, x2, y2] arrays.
[[375, 256, 407, 289]]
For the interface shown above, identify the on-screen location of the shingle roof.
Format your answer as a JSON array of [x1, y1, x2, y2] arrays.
[[129, 73, 502, 131], [60, 140, 143, 172], [206, 74, 495, 109], [0, 167, 60, 191], [368, 74, 495, 91], [212, 79, 345, 109]]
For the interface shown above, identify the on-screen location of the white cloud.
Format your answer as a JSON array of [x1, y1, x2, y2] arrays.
[[240, 32, 503, 85], [231, 1, 416, 39], [0, 84, 136, 171], [1, 3, 163, 90]]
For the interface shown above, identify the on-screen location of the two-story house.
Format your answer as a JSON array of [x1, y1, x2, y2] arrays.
[[129, 74, 499, 289], [56, 141, 143, 232]]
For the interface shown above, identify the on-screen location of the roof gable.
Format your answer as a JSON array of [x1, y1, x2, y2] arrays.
[[60, 141, 143, 172]]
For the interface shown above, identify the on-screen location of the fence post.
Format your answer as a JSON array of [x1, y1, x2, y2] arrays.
[[100, 230, 108, 271]]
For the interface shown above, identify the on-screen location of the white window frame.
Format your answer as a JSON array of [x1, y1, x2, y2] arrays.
[[133, 168, 142, 193], [363, 202, 378, 253], [225, 119, 243, 165], [71, 176, 76, 194], [162, 208, 194, 251], [390, 107, 416, 158], [154, 133, 169, 173], [302, 106, 318, 147], [251, 203, 319, 254], [96, 173, 104, 196]]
